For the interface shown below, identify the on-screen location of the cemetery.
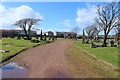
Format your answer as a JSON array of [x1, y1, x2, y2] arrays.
[[75, 39, 119, 67], [74, 24, 120, 68], [0, 1, 120, 78]]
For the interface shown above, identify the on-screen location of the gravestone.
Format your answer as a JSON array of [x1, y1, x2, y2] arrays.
[[17, 35, 21, 40], [52, 36, 54, 41], [90, 42, 96, 48], [0, 35, 2, 39], [117, 40, 120, 45], [86, 39, 89, 44], [90, 42, 104, 48], [110, 40, 114, 45], [31, 39, 39, 43], [49, 36, 51, 40], [44, 34, 47, 41], [82, 29, 86, 44], [110, 40, 117, 47], [36, 36, 38, 39], [40, 30, 43, 41], [0, 50, 10, 53]]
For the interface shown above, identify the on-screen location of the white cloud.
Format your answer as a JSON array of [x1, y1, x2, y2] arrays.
[[60, 20, 72, 27], [0, 4, 43, 29], [14, 27, 22, 30], [75, 3, 98, 29]]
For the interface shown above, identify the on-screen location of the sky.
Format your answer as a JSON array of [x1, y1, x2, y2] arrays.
[[0, 1, 116, 34]]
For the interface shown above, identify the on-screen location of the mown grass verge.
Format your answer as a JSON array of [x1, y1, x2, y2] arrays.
[[75, 39, 119, 67], [66, 41, 119, 78]]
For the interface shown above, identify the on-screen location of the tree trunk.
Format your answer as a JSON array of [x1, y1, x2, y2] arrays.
[[23, 28, 30, 40], [103, 34, 108, 47], [28, 26, 32, 40]]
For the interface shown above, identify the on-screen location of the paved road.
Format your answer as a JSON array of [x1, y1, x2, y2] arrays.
[[14, 39, 74, 78]]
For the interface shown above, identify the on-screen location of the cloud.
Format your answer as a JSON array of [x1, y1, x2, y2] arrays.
[[0, 4, 43, 29], [75, 3, 98, 29], [60, 20, 72, 27], [14, 27, 22, 30]]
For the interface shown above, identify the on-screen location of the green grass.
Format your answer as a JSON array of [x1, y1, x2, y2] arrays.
[[0, 38, 53, 62], [75, 39, 119, 67], [67, 44, 119, 78]]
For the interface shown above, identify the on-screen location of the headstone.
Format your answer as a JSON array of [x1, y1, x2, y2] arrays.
[[90, 43, 104, 48], [24, 38, 28, 40], [49, 36, 51, 40], [117, 40, 120, 45], [90, 42, 96, 48], [52, 36, 54, 41], [40, 30, 43, 40], [110, 40, 117, 47], [0, 35, 2, 39], [110, 40, 114, 45], [44, 34, 47, 41], [82, 29, 86, 44], [0, 50, 10, 53], [36, 36, 38, 39], [86, 40, 89, 44], [31, 39, 39, 43], [17, 35, 21, 40]]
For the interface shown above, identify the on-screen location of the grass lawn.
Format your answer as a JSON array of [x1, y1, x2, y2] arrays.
[[0, 38, 52, 62], [75, 39, 119, 67], [66, 43, 119, 78]]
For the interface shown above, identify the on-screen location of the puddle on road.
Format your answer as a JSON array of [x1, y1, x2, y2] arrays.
[[1, 62, 29, 78], [55, 72, 72, 78]]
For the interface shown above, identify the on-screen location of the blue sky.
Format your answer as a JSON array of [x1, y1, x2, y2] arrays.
[[0, 2, 112, 34]]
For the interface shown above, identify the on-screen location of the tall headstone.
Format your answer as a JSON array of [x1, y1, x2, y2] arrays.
[[44, 34, 47, 41], [40, 29, 43, 41], [49, 36, 51, 40], [36, 35, 38, 39], [52, 36, 54, 41], [82, 29, 86, 44]]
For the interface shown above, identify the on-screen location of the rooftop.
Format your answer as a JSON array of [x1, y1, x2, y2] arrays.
[[0, 29, 36, 32]]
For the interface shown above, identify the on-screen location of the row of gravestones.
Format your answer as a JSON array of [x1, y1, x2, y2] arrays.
[[31, 36, 57, 43], [110, 40, 119, 47], [82, 30, 119, 47], [90, 40, 119, 48]]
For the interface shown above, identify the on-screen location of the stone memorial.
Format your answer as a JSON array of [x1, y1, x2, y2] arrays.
[[44, 34, 47, 41], [31, 39, 39, 43], [110, 40, 117, 47], [82, 29, 86, 44]]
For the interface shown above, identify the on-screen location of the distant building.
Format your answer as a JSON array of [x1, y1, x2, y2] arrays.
[[0, 29, 36, 37], [56, 32, 77, 38], [43, 31, 54, 37]]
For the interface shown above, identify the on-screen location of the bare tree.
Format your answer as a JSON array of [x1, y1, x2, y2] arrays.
[[71, 27, 80, 34], [85, 25, 97, 40], [71, 27, 80, 40], [27, 18, 42, 38], [14, 18, 42, 40], [14, 19, 29, 39], [95, 2, 120, 47], [93, 23, 103, 37], [113, 21, 120, 41]]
